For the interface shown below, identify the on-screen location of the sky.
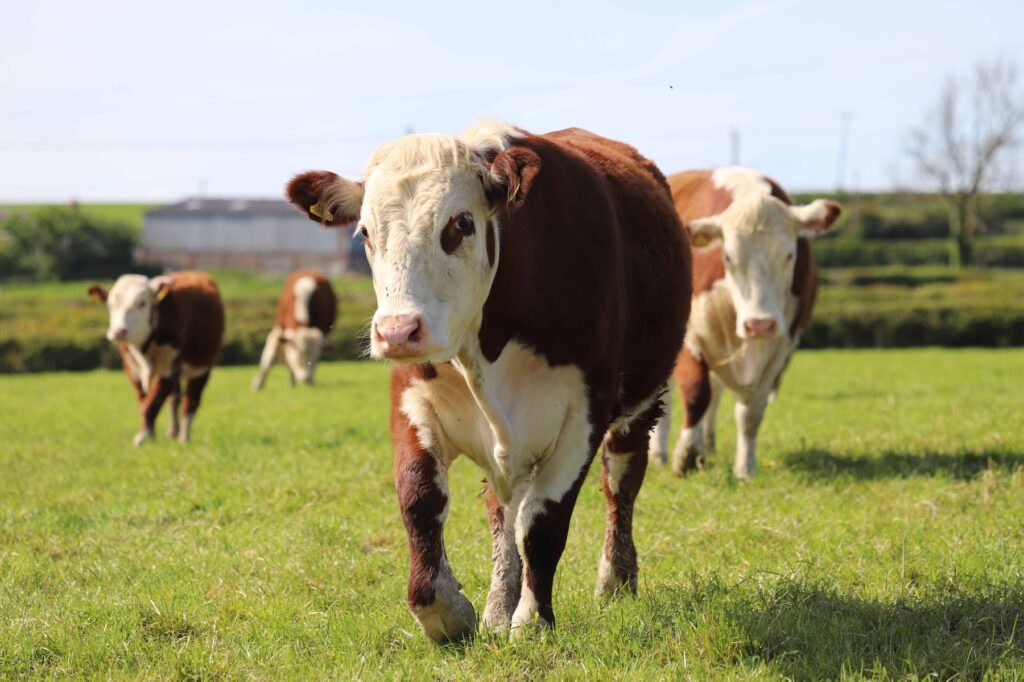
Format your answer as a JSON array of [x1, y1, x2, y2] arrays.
[[2, 0, 1023, 202]]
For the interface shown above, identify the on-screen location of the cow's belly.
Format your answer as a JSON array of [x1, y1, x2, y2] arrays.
[[402, 342, 592, 497]]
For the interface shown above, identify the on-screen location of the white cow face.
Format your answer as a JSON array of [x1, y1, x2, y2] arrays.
[[89, 274, 170, 346], [287, 127, 537, 363], [690, 195, 841, 340], [283, 327, 324, 384]]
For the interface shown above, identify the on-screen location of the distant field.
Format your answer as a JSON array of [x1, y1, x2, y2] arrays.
[[0, 349, 1022, 678]]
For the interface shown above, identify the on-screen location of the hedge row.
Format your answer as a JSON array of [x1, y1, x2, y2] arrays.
[[814, 236, 1024, 268]]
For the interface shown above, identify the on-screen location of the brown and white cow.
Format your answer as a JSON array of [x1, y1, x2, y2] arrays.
[[650, 167, 841, 479], [88, 271, 224, 446], [251, 269, 337, 390], [287, 122, 691, 642]]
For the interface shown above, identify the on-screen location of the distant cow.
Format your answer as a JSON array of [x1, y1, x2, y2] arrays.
[[287, 122, 690, 642], [88, 271, 224, 446], [251, 269, 336, 390], [650, 167, 841, 478]]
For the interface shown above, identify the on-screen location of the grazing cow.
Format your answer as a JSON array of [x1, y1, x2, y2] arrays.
[[251, 269, 337, 390], [287, 122, 690, 642], [650, 167, 841, 478], [88, 271, 224, 446]]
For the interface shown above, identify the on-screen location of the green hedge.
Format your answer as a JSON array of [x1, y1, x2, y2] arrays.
[[1, 269, 1021, 373], [814, 235, 1024, 268]]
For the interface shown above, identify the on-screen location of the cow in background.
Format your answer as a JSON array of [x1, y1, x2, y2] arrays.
[[252, 269, 337, 390], [651, 167, 841, 479], [88, 271, 224, 446], [287, 121, 690, 642]]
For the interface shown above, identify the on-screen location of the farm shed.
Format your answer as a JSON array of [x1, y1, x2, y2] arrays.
[[136, 198, 368, 275]]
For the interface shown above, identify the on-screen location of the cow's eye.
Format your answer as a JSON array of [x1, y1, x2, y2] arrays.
[[723, 253, 733, 266], [456, 212, 475, 235], [358, 225, 369, 239], [785, 252, 794, 263], [136, 300, 146, 309]]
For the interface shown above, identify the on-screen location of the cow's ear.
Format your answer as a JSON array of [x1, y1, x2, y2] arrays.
[[688, 217, 723, 248], [487, 147, 541, 212], [286, 171, 364, 227], [789, 199, 842, 237], [148, 275, 172, 301], [87, 284, 108, 303]]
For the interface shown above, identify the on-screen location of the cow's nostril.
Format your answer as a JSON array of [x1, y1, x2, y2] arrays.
[[407, 319, 422, 344]]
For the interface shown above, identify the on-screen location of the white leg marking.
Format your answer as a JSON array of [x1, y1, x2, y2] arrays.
[[252, 326, 283, 391], [733, 396, 767, 479]]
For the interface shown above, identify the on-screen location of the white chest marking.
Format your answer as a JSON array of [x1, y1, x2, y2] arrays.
[[399, 342, 591, 505]]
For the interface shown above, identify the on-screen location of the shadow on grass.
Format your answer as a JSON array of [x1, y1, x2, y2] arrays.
[[783, 448, 1024, 481], [646, 576, 1024, 679]]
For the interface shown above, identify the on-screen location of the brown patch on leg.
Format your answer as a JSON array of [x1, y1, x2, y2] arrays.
[[135, 375, 176, 446], [391, 370, 475, 643], [597, 407, 656, 597], [672, 349, 712, 475]]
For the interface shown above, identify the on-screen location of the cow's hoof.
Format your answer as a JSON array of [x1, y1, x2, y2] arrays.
[[733, 466, 755, 480], [672, 449, 705, 477], [510, 610, 552, 639], [250, 377, 264, 392], [132, 429, 153, 447], [413, 592, 476, 644], [595, 555, 638, 599], [166, 424, 179, 439], [647, 450, 667, 468]]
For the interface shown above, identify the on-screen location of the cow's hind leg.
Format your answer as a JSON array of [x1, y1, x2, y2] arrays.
[[393, 405, 475, 643], [596, 404, 657, 597], [482, 486, 522, 631], [647, 383, 672, 467], [671, 350, 712, 476], [166, 379, 182, 439], [180, 371, 211, 444], [702, 376, 723, 453]]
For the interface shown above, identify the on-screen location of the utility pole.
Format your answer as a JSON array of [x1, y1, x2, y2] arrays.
[[836, 111, 852, 192], [730, 128, 740, 166]]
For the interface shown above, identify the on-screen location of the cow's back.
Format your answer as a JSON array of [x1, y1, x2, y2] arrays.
[[159, 271, 224, 369], [482, 128, 690, 419], [277, 269, 337, 335]]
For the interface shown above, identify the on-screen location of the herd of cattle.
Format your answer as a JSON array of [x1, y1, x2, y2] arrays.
[[87, 122, 841, 643]]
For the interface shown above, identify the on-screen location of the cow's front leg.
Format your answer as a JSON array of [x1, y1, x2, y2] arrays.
[[671, 350, 712, 476], [511, 446, 592, 635], [733, 393, 768, 479], [482, 485, 522, 631], [597, 409, 655, 597], [251, 326, 282, 391], [135, 375, 176, 446], [393, 409, 475, 643]]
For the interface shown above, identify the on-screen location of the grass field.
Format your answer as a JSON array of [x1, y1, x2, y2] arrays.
[[1, 350, 1023, 679]]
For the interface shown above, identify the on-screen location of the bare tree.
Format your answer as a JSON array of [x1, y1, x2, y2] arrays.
[[906, 57, 1024, 267]]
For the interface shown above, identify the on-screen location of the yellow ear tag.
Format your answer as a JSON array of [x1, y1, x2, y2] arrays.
[[309, 202, 334, 222], [692, 233, 710, 247], [156, 287, 169, 302]]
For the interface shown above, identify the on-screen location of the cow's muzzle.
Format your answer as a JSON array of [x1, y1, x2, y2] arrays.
[[741, 318, 778, 339], [373, 314, 427, 359]]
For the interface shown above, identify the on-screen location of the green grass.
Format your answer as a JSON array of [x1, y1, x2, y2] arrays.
[[1, 349, 1023, 679]]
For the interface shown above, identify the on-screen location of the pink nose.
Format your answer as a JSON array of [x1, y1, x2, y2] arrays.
[[743, 318, 777, 338], [373, 314, 425, 358]]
